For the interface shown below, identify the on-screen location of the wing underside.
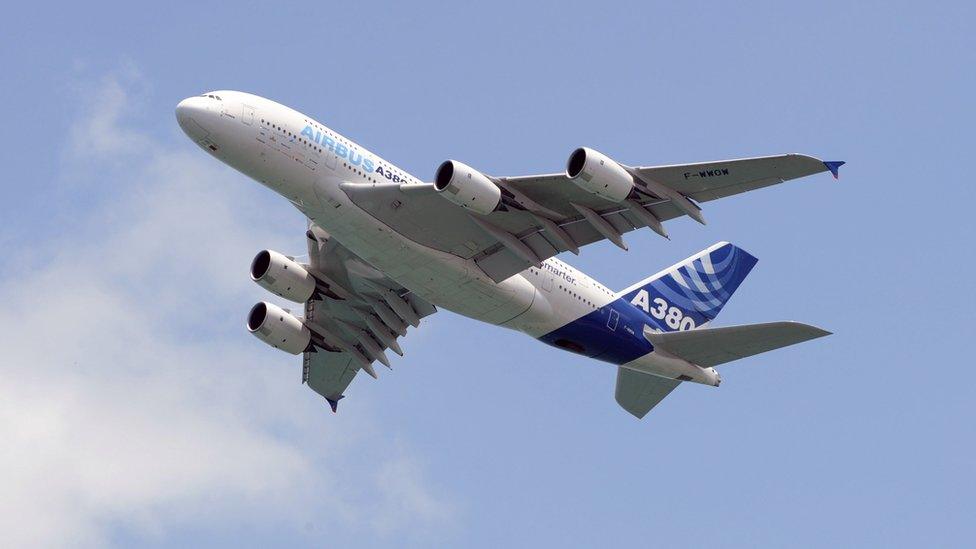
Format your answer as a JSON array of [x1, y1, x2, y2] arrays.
[[298, 224, 436, 410], [341, 153, 836, 282]]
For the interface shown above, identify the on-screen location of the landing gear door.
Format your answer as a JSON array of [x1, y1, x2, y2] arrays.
[[241, 104, 255, 125]]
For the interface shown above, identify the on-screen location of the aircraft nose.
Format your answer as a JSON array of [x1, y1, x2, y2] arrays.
[[175, 95, 206, 118], [175, 96, 211, 139]]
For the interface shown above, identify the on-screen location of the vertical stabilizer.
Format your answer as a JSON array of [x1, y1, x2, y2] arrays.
[[618, 242, 758, 332]]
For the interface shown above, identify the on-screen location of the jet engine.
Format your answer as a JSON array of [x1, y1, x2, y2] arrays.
[[433, 160, 501, 215], [250, 249, 317, 303], [566, 147, 635, 202], [246, 301, 311, 355]]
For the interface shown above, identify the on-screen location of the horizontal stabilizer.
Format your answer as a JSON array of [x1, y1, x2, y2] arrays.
[[643, 321, 831, 367], [615, 368, 682, 419]]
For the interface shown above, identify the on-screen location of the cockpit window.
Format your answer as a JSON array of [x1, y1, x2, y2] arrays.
[[200, 94, 223, 100]]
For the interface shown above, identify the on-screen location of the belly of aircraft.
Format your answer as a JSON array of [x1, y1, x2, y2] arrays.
[[298, 178, 538, 326]]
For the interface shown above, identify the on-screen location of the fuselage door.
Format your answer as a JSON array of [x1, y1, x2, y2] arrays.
[[241, 104, 255, 125], [541, 268, 553, 292], [607, 309, 620, 331]]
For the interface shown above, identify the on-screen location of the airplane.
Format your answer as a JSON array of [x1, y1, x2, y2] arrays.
[[175, 90, 842, 418]]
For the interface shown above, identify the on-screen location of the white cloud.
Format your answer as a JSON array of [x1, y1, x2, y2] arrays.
[[66, 68, 153, 159], [0, 72, 454, 548], [371, 451, 458, 536]]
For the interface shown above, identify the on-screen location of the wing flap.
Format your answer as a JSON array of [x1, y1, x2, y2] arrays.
[[644, 321, 831, 368]]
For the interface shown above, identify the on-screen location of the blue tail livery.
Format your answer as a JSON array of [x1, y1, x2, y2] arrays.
[[619, 242, 758, 332], [538, 242, 758, 366]]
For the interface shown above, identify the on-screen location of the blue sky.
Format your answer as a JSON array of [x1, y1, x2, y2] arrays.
[[2, 1, 973, 547]]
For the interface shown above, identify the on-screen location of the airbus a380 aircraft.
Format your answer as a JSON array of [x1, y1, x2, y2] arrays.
[[176, 91, 842, 418]]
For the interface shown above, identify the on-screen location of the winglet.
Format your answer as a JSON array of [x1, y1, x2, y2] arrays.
[[326, 395, 344, 413], [823, 161, 845, 179]]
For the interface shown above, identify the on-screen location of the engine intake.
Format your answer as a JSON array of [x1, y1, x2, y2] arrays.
[[246, 301, 311, 355], [566, 147, 635, 203], [434, 160, 501, 215], [250, 250, 317, 303]]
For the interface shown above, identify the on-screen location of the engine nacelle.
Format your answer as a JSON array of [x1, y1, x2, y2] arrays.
[[250, 250, 316, 303], [433, 160, 501, 215], [246, 301, 311, 355], [566, 147, 635, 202]]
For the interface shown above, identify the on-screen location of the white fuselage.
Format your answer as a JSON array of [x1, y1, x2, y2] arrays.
[[175, 90, 720, 386]]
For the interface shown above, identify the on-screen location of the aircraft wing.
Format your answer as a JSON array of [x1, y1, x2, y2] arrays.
[[303, 351, 357, 412], [341, 153, 839, 282], [630, 154, 839, 202], [299, 223, 436, 411]]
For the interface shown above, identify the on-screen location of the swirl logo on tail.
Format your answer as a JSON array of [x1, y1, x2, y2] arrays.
[[620, 242, 758, 332]]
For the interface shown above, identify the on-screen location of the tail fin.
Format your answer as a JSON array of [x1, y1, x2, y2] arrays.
[[618, 242, 758, 332]]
